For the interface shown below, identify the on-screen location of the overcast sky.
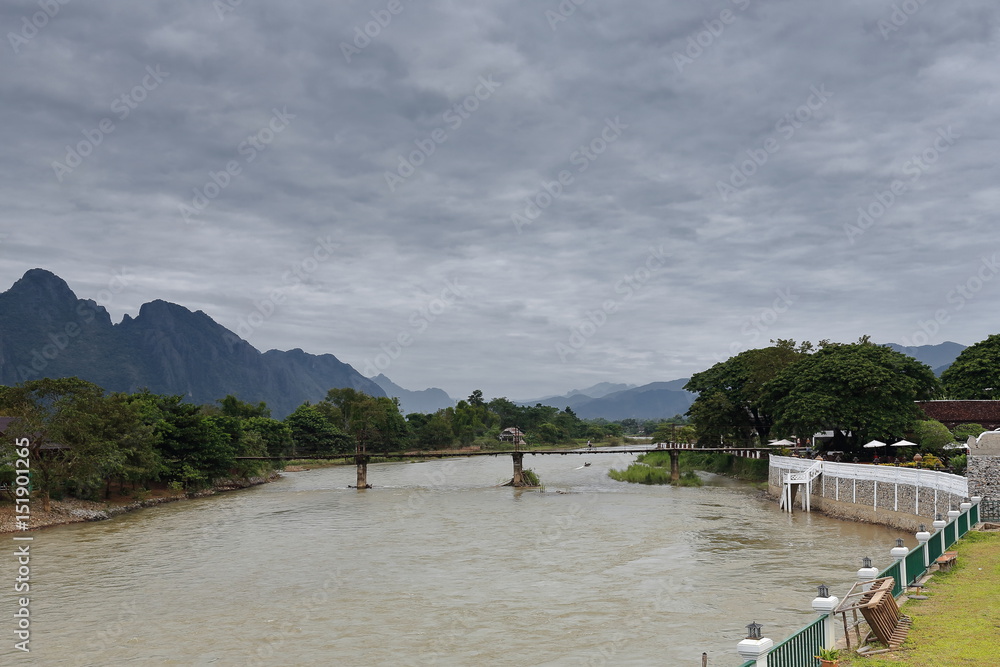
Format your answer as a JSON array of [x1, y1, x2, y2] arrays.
[[2, 0, 998, 400]]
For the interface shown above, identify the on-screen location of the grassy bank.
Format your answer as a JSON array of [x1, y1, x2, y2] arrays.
[[633, 451, 769, 483], [843, 530, 1000, 666]]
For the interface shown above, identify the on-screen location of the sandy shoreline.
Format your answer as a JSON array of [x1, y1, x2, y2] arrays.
[[0, 473, 279, 534]]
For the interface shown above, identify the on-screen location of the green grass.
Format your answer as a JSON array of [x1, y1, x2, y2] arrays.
[[634, 451, 769, 482], [608, 463, 673, 485], [842, 530, 1000, 666], [607, 465, 702, 486]]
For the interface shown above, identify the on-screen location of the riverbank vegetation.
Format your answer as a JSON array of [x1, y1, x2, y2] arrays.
[[842, 530, 1000, 666], [0, 377, 690, 509], [681, 336, 989, 466], [609, 450, 768, 486]]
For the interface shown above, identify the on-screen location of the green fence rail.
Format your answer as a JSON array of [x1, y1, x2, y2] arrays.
[[926, 529, 943, 564], [877, 560, 903, 597], [766, 615, 824, 667], [904, 546, 925, 585], [736, 501, 983, 666]]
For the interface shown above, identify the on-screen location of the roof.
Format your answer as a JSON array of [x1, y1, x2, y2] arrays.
[[916, 400, 1000, 427]]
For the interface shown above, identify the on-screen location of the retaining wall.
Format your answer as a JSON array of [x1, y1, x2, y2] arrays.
[[768, 455, 968, 531]]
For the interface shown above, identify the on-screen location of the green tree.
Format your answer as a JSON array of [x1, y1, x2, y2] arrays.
[[243, 416, 294, 457], [952, 423, 986, 443], [285, 403, 352, 456], [914, 419, 954, 453], [941, 334, 1000, 399], [0, 378, 156, 509], [417, 414, 454, 448], [765, 338, 940, 451], [218, 394, 271, 419], [685, 340, 811, 445]]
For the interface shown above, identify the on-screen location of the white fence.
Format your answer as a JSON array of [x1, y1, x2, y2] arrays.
[[770, 455, 968, 497]]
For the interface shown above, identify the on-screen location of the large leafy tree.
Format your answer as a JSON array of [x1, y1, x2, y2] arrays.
[[765, 338, 940, 450], [684, 340, 812, 445], [284, 403, 352, 456], [941, 334, 1000, 398], [0, 378, 157, 509]]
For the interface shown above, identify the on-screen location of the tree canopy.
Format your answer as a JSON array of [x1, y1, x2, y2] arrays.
[[765, 338, 940, 449], [684, 340, 812, 445], [940, 334, 1000, 399]]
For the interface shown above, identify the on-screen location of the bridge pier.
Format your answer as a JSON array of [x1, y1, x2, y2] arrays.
[[511, 452, 526, 487], [355, 454, 371, 490], [669, 450, 680, 482]]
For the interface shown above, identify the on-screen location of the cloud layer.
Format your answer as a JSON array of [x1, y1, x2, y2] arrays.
[[3, 0, 999, 399]]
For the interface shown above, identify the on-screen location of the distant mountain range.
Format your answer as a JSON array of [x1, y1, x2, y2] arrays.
[[0, 268, 384, 418], [369, 374, 455, 414], [0, 269, 973, 422], [883, 341, 966, 375], [519, 379, 695, 421]]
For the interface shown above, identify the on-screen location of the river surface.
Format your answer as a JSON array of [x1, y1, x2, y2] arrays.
[[3, 452, 897, 666]]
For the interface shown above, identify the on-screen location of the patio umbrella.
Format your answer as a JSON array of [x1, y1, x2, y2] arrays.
[[862, 439, 887, 449], [768, 439, 796, 446], [890, 439, 918, 448]]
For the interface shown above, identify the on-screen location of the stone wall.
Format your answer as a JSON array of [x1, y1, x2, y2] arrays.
[[968, 456, 1000, 499]]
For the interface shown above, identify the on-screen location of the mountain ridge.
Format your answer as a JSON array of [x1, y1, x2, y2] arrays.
[[0, 268, 384, 418]]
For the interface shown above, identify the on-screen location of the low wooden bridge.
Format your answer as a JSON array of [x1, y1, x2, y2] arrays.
[[237, 444, 770, 489]]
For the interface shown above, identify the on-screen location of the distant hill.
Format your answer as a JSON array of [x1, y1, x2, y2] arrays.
[[523, 380, 694, 420], [519, 382, 636, 406], [885, 341, 966, 375], [369, 374, 455, 414], [0, 268, 384, 418]]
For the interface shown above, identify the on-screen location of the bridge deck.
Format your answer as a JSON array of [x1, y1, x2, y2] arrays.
[[235, 447, 771, 461]]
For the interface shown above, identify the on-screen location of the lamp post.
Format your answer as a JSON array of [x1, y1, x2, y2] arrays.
[[891, 537, 909, 588], [737, 621, 772, 667], [811, 584, 839, 650], [858, 556, 878, 591], [916, 524, 931, 568]]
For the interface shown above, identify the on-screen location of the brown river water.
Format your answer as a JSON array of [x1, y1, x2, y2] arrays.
[[2, 451, 896, 666]]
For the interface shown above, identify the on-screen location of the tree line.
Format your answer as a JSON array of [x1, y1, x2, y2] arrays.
[[683, 335, 1000, 456], [0, 378, 680, 509]]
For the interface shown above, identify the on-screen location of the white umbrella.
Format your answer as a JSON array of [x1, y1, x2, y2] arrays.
[[863, 439, 887, 449], [890, 439, 918, 448], [943, 442, 970, 450], [768, 438, 796, 446]]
